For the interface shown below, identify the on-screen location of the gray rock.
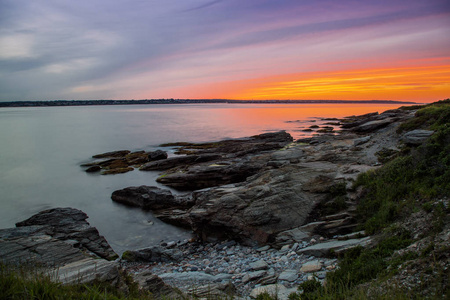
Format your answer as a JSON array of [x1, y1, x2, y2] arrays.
[[250, 259, 269, 270], [300, 260, 322, 273], [49, 258, 121, 285], [351, 118, 394, 132], [148, 150, 168, 161], [280, 245, 291, 253], [353, 136, 371, 146], [0, 234, 86, 266], [186, 164, 326, 245], [297, 237, 372, 257], [278, 269, 298, 282], [276, 228, 310, 246], [1, 209, 123, 288], [242, 270, 267, 283], [111, 185, 192, 210], [133, 270, 182, 298], [401, 130, 434, 145], [15, 207, 117, 260]]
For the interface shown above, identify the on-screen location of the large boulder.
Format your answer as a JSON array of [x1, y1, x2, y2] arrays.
[[185, 164, 330, 245], [0, 208, 124, 288], [15, 207, 118, 260]]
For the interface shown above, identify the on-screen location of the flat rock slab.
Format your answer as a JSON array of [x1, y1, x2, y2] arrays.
[[0, 234, 85, 266], [242, 270, 267, 283], [250, 259, 269, 270], [15, 207, 117, 260], [297, 237, 372, 257], [402, 130, 434, 145], [49, 258, 121, 285], [300, 260, 323, 273], [278, 269, 298, 282], [250, 284, 297, 300]]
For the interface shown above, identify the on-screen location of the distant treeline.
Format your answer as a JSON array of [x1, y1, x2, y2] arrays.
[[0, 99, 417, 107]]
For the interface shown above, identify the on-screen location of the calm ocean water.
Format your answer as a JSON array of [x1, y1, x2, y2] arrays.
[[0, 103, 404, 253]]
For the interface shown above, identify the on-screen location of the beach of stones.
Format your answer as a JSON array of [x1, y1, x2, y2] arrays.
[[124, 238, 337, 295]]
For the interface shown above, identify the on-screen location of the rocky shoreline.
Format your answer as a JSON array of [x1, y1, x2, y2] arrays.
[[2, 105, 442, 299]]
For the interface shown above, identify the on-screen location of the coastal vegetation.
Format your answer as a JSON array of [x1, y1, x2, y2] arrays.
[[0, 262, 153, 300], [288, 99, 450, 299]]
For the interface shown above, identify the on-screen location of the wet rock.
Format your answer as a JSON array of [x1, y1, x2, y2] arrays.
[[92, 150, 130, 158], [111, 185, 192, 210], [148, 149, 168, 161], [101, 166, 134, 175], [85, 165, 101, 173]]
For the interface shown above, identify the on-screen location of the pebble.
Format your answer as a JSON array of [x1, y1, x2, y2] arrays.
[[123, 239, 337, 297]]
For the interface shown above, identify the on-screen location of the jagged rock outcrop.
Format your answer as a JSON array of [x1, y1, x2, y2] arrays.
[[110, 108, 418, 246], [15, 207, 118, 260], [0, 208, 125, 288]]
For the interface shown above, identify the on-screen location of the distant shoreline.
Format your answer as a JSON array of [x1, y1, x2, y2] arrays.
[[0, 99, 418, 108]]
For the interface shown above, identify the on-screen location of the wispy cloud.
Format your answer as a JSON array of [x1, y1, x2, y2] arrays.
[[0, 0, 449, 101]]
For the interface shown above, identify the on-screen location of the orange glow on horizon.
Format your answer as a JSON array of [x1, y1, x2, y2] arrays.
[[230, 65, 450, 103], [182, 63, 450, 103]]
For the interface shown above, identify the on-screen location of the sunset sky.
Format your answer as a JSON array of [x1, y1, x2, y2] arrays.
[[1, 0, 449, 102]]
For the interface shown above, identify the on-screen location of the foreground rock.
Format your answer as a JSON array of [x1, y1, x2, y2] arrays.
[[0, 208, 124, 288], [15, 207, 118, 260], [81, 149, 168, 175]]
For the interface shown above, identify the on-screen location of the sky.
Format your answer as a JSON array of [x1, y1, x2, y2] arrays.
[[0, 0, 449, 102]]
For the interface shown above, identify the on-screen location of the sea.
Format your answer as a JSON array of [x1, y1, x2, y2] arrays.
[[0, 103, 406, 253]]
